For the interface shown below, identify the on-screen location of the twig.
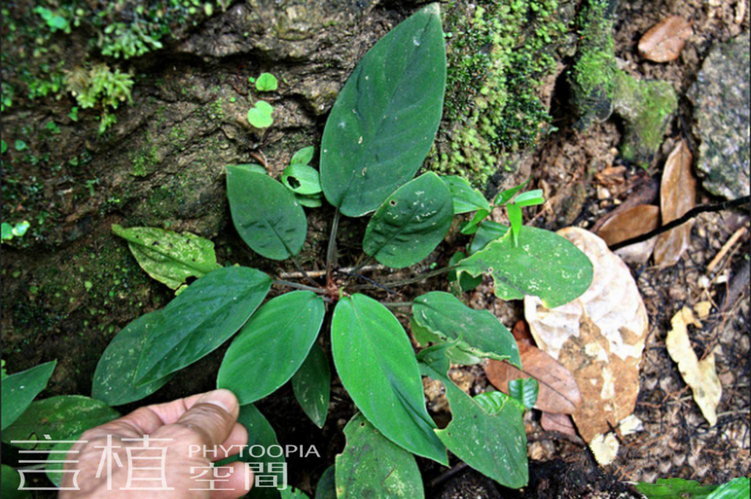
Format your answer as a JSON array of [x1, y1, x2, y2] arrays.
[[272, 280, 327, 294], [278, 265, 385, 280], [326, 210, 341, 283], [249, 150, 269, 171], [349, 265, 456, 290], [290, 255, 322, 288], [428, 462, 468, 489], [382, 301, 413, 309], [706, 226, 747, 274], [609, 196, 751, 250]]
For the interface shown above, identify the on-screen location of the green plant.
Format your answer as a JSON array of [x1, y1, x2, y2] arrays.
[[256, 72, 278, 92], [1, 221, 30, 242], [247, 101, 274, 128], [3, 5, 594, 496]]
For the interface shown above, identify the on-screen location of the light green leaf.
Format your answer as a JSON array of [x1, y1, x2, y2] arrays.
[[280, 488, 309, 499], [420, 351, 528, 489], [230, 163, 266, 175], [3, 395, 119, 450], [1, 465, 31, 499], [112, 224, 221, 290], [508, 379, 539, 409], [256, 73, 278, 92], [1, 222, 12, 241], [314, 465, 336, 499], [635, 478, 719, 499], [92, 311, 174, 406], [296, 193, 323, 208], [248, 101, 274, 128], [218, 291, 325, 405], [335, 413, 425, 498], [457, 225, 593, 308], [320, 4, 446, 217], [136, 267, 271, 384], [227, 166, 308, 260], [291, 146, 315, 166], [459, 209, 490, 235], [513, 189, 545, 207], [412, 291, 521, 367], [362, 173, 453, 268], [282, 163, 322, 196], [11, 221, 29, 237], [1, 140, 7, 154], [494, 179, 530, 205], [469, 221, 509, 255], [292, 343, 331, 428], [507, 203, 522, 246], [709, 477, 749, 499], [331, 294, 447, 464], [447, 251, 482, 294], [441, 175, 491, 214], [1, 361, 57, 430]]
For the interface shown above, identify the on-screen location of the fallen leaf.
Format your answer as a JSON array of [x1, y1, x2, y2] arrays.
[[524, 228, 648, 465], [617, 414, 643, 436], [590, 432, 619, 466], [694, 301, 712, 319], [595, 166, 627, 186], [511, 320, 534, 346], [654, 140, 697, 266], [597, 205, 660, 263], [485, 342, 582, 414], [540, 412, 577, 437], [666, 307, 722, 426], [638, 16, 693, 63]]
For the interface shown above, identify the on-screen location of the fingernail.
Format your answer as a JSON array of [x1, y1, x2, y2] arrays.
[[197, 389, 239, 415]]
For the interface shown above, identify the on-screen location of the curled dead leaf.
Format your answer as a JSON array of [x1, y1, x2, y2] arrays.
[[541, 412, 577, 437], [666, 307, 722, 426], [654, 140, 697, 266], [485, 341, 582, 414], [597, 204, 660, 263], [525, 228, 648, 465], [638, 16, 693, 63]]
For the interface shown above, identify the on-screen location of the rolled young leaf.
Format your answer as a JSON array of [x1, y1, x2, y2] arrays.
[[92, 311, 174, 406], [227, 166, 307, 260], [331, 294, 447, 464], [1, 360, 57, 430], [335, 413, 425, 498], [362, 173, 453, 268], [292, 343, 331, 428], [136, 267, 271, 384], [412, 291, 521, 367], [320, 4, 446, 217], [457, 226, 593, 308], [217, 291, 325, 405]]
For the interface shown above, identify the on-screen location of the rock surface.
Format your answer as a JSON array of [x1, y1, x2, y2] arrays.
[[688, 33, 750, 200]]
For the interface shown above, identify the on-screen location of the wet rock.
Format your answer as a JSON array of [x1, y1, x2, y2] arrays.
[[688, 33, 750, 200]]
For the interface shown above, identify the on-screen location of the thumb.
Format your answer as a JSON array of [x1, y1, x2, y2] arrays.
[[156, 389, 241, 449]]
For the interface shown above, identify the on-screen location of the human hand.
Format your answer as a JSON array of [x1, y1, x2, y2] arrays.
[[60, 389, 252, 498]]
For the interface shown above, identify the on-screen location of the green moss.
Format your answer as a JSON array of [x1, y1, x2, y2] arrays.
[[431, 0, 567, 185], [130, 141, 160, 177]]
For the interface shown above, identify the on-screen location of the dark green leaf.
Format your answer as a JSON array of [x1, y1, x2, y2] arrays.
[[136, 267, 271, 384], [508, 379, 539, 409], [448, 251, 482, 293], [460, 209, 490, 235], [362, 173, 453, 268], [282, 164, 322, 196], [335, 413, 425, 498], [227, 167, 307, 260], [331, 294, 447, 464], [494, 179, 530, 205], [420, 353, 528, 489], [314, 465, 336, 499], [280, 488, 309, 498], [230, 163, 266, 174], [320, 4, 446, 217], [635, 478, 719, 499], [112, 224, 220, 290], [218, 291, 325, 405], [92, 312, 174, 406], [1, 465, 31, 499], [3, 395, 119, 450], [1, 360, 56, 430], [292, 343, 331, 428], [291, 146, 315, 166], [441, 175, 491, 214], [469, 221, 509, 255], [413, 291, 521, 367], [457, 226, 593, 308]]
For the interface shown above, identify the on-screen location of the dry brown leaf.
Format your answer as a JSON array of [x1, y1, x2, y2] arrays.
[[485, 342, 582, 414], [694, 301, 712, 319], [511, 319, 534, 346], [654, 140, 697, 266], [597, 205, 660, 263], [638, 16, 693, 62], [524, 228, 648, 465], [541, 412, 578, 436], [666, 307, 722, 426]]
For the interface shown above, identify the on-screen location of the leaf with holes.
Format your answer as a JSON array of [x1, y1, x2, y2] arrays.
[[218, 291, 325, 405], [227, 167, 307, 260], [320, 4, 446, 217], [1, 360, 57, 430], [282, 163, 322, 196], [362, 173, 453, 268], [292, 343, 331, 428], [331, 294, 447, 464], [135, 267, 271, 385]]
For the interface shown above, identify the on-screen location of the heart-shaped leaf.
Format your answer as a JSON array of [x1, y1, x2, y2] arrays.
[[292, 343, 331, 428], [441, 175, 491, 214], [335, 413, 425, 498], [112, 224, 221, 290], [331, 294, 447, 464], [255, 73, 278, 92], [457, 225, 593, 308], [136, 267, 271, 385], [247, 101, 273, 128], [412, 291, 520, 367], [218, 291, 325, 405], [362, 173, 453, 268], [92, 311, 174, 406], [1, 360, 57, 430], [320, 4, 446, 217], [227, 166, 308, 260]]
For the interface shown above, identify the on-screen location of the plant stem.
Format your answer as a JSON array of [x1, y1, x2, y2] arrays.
[[290, 255, 321, 288], [382, 301, 413, 309], [350, 265, 456, 290], [348, 254, 376, 275], [326, 209, 341, 282], [272, 280, 327, 294]]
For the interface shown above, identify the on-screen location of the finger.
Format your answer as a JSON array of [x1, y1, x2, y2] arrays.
[[210, 422, 249, 462], [154, 389, 240, 449], [209, 462, 253, 499]]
